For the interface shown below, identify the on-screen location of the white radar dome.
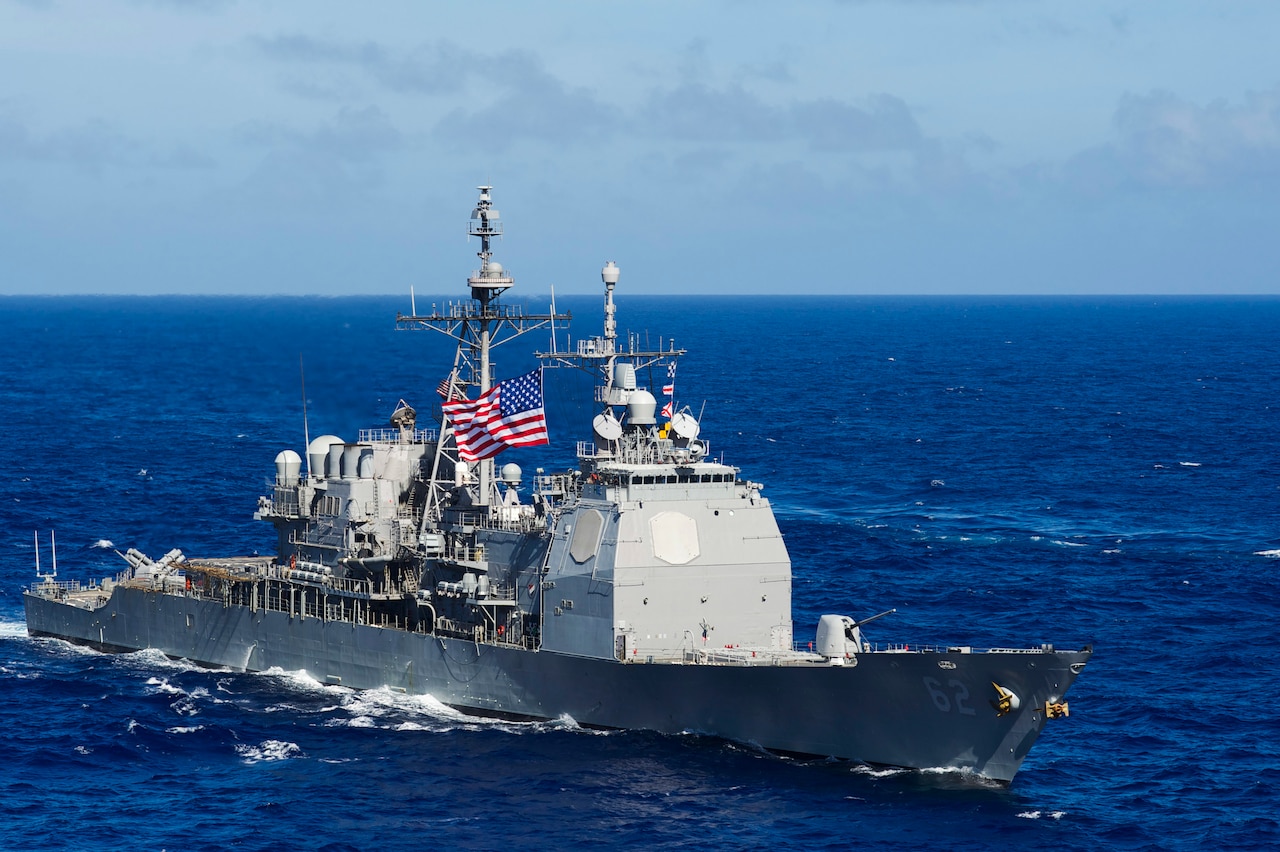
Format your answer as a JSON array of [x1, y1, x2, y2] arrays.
[[306, 434, 344, 479], [274, 449, 303, 485], [627, 390, 657, 426]]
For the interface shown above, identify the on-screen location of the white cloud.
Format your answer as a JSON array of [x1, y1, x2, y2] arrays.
[[251, 35, 471, 96], [639, 83, 785, 143], [1069, 87, 1280, 190], [250, 34, 932, 160], [127, 0, 234, 11], [0, 110, 134, 175], [236, 105, 402, 162], [790, 94, 923, 152]]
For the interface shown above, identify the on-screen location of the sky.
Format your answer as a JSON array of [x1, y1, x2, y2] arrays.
[[1, 0, 1278, 296]]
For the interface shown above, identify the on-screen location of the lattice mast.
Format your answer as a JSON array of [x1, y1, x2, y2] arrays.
[[539, 262, 686, 385], [396, 186, 569, 518]]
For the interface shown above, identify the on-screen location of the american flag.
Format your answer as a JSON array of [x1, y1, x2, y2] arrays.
[[442, 368, 549, 461], [435, 374, 465, 401]]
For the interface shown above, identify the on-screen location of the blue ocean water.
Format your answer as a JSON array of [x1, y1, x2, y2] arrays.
[[2, 294, 1279, 851]]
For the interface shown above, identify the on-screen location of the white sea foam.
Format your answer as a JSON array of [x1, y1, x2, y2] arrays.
[[1179, 461, 1201, 467], [544, 713, 581, 730], [166, 725, 205, 735], [260, 666, 333, 693], [324, 686, 491, 732], [392, 721, 430, 732], [121, 648, 206, 673], [1017, 810, 1067, 820], [1050, 540, 1088, 548], [852, 765, 908, 779], [348, 686, 468, 719], [320, 687, 593, 737], [236, 739, 302, 764], [145, 676, 187, 695], [1255, 549, 1280, 559], [93, 539, 114, 549], [0, 619, 29, 640]]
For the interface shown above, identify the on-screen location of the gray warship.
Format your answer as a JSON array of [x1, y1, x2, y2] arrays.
[[25, 186, 1090, 783]]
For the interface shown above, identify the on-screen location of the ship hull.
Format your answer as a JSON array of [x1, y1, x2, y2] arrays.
[[25, 586, 1086, 783]]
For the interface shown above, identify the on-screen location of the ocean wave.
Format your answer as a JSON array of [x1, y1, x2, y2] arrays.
[[1017, 811, 1067, 820], [92, 539, 114, 549], [851, 765, 908, 779], [302, 686, 596, 738], [144, 676, 187, 696], [165, 725, 206, 735], [338, 715, 378, 729], [0, 619, 29, 640], [544, 713, 581, 730], [120, 648, 208, 673], [235, 739, 303, 764], [259, 666, 334, 693], [1255, 549, 1280, 559], [340, 686, 470, 722], [326, 686, 527, 734]]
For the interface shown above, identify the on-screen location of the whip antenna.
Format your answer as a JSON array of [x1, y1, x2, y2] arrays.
[[300, 354, 311, 477]]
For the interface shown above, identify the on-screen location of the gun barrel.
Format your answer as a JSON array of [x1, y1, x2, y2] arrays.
[[853, 608, 897, 629]]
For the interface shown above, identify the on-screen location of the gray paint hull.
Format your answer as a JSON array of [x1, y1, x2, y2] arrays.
[[24, 587, 1087, 783]]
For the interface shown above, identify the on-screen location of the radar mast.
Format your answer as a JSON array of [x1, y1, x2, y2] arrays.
[[398, 186, 570, 519]]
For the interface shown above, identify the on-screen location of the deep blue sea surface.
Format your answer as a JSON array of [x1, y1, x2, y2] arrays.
[[2, 294, 1279, 851]]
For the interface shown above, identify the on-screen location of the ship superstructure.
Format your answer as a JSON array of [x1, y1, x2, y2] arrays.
[[25, 186, 1090, 784]]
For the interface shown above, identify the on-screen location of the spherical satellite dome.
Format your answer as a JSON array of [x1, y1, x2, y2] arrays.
[[306, 435, 344, 478], [307, 435, 344, 456], [274, 449, 303, 484], [627, 389, 657, 426], [275, 449, 302, 466]]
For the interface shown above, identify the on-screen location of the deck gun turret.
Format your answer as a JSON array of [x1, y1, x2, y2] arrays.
[[815, 608, 897, 662]]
